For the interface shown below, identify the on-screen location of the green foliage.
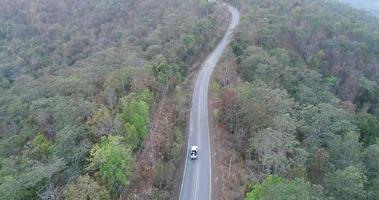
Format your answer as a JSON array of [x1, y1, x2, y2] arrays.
[[246, 175, 325, 200], [366, 178, 379, 200], [363, 144, 379, 180], [324, 76, 339, 89], [122, 93, 150, 151], [363, 144, 379, 199], [63, 174, 110, 200], [236, 0, 379, 109], [326, 166, 367, 200], [88, 135, 134, 197], [53, 125, 92, 180], [235, 81, 295, 132], [246, 175, 284, 200], [327, 132, 362, 171], [31, 133, 53, 160], [149, 62, 181, 94], [168, 127, 184, 162], [354, 113, 379, 146], [223, 0, 379, 198], [221, 81, 307, 176], [0, 158, 65, 200], [298, 103, 355, 153]]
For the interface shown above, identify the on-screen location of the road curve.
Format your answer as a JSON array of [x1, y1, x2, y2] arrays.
[[179, 3, 240, 200]]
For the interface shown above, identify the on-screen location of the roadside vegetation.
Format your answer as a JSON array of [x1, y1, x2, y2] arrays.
[[0, 0, 226, 199], [215, 0, 379, 199]]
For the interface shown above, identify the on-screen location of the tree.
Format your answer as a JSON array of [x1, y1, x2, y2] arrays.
[[366, 178, 379, 200], [122, 94, 150, 151], [88, 135, 134, 197], [0, 158, 65, 200], [88, 106, 115, 138], [63, 174, 110, 200], [354, 113, 379, 146], [103, 66, 131, 108], [363, 144, 379, 200], [246, 175, 284, 200], [245, 175, 326, 200], [240, 46, 271, 82], [363, 144, 379, 178], [298, 103, 355, 155], [355, 77, 379, 114], [326, 166, 367, 200], [308, 148, 328, 184], [149, 62, 181, 95], [53, 125, 92, 181], [327, 132, 362, 171], [250, 127, 299, 176], [30, 132, 53, 161]]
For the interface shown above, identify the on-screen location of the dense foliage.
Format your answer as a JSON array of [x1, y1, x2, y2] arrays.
[[217, 0, 379, 199], [0, 0, 225, 199], [245, 175, 325, 200]]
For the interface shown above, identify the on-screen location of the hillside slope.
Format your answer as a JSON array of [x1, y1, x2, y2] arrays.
[[0, 0, 226, 199], [214, 0, 379, 199]]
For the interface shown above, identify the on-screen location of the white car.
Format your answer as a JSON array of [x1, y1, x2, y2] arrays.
[[190, 146, 198, 160]]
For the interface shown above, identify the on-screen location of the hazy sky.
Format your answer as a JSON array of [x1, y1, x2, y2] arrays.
[[339, 0, 379, 17]]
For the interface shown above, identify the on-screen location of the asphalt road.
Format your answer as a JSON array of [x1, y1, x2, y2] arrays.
[[179, 3, 240, 200]]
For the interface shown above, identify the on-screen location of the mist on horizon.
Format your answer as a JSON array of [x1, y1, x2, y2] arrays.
[[339, 0, 379, 17]]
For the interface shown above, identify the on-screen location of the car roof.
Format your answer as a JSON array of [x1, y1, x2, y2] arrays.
[[191, 146, 198, 151]]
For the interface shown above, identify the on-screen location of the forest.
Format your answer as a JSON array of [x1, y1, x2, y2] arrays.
[[0, 0, 226, 199], [211, 0, 379, 199], [1, 0, 379, 199]]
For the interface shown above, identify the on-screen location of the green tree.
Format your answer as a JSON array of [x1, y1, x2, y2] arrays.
[[354, 113, 379, 146], [363, 144, 379, 200], [88, 135, 134, 197], [326, 166, 367, 200], [327, 132, 362, 171], [367, 178, 379, 200], [363, 144, 379, 178], [149, 62, 181, 94], [246, 175, 284, 200], [30, 132, 53, 160], [122, 95, 150, 150], [246, 175, 325, 200], [298, 103, 355, 154]]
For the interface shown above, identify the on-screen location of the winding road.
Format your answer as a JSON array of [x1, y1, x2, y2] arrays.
[[179, 2, 240, 200]]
